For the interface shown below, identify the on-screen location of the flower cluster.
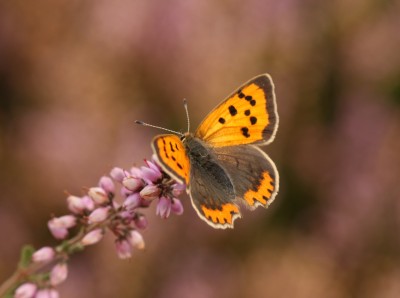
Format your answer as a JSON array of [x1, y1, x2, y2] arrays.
[[12, 158, 184, 298]]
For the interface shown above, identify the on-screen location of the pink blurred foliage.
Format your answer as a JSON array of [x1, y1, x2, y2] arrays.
[[1, 0, 400, 297]]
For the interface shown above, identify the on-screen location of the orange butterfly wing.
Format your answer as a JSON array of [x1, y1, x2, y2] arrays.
[[151, 134, 190, 184], [195, 74, 278, 147]]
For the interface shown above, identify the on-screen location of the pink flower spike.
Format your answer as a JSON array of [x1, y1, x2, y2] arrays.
[[32, 247, 55, 263], [67, 195, 85, 214], [134, 215, 148, 229], [171, 198, 184, 215], [140, 166, 162, 184], [35, 288, 59, 298], [88, 207, 110, 224], [82, 195, 95, 211], [88, 187, 108, 205], [140, 185, 161, 201], [110, 167, 126, 182], [123, 193, 141, 210], [99, 176, 115, 194], [50, 263, 68, 286], [81, 229, 104, 246], [115, 239, 132, 259], [128, 230, 145, 250], [156, 197, 171, 219], [14, 282, 37, 298], [122, 176, 143, 192]]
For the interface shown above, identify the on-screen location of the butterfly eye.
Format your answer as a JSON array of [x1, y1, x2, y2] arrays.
[[180, 135, 185, 141]]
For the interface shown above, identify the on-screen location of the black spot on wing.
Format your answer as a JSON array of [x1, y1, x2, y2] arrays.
[[228, 105, 237, 116], [241, 127, 250, 138]]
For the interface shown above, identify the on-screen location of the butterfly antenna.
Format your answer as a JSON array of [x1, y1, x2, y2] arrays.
[[183, 98, 190, 132], [135, 120, 183, 136]]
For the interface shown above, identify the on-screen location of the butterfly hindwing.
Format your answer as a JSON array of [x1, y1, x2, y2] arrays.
[[185, 136, 241, 229], [213, 145, 279, 209], [195, 74, 278, 147], [151, 134, 190, 184]]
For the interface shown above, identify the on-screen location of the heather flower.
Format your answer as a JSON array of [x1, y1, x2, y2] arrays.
[[48, 215, 76, 240], [99, 176, 115, 194], [171, 198, 184, 215], [32, 247, 55, 263], [88, 187, 108, 205], [14, 283, 37, 298], [128, 230, 145, 250], [115, 239, 132, 259], [81, 195, 95, 211], [2, 157, 184, 297], [140, 163, 162, 184], [140, 185, 161, 200], [110, 167, 126, 182], [88, 207, 110, 224], [80, 229, 104, 246], [67, 195, 86, 214], [134, 215, 148, 229], [123, 193, 141, 210], [35, 288, 59, 298], [50, 263, 68, 286], [122, 176, 143, 192], [156, 197, 171, 219]]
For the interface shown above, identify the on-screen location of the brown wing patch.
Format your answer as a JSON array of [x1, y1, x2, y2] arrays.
[[151, 134, 190, 184], [195, 74, 278, 147]]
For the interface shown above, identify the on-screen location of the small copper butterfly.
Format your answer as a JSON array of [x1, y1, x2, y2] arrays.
[[146, 74, 279, 229]]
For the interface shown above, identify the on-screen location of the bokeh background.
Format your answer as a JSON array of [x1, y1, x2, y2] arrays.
[[1, 0, 400, 297]]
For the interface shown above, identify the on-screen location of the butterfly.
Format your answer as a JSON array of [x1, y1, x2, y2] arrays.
[[150, 74, 279, 229]]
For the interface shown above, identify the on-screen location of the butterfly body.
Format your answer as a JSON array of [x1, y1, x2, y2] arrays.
[[151, 74, 279, 229]]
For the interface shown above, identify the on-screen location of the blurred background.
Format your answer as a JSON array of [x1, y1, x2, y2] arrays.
[[1, 0, 400, 297]]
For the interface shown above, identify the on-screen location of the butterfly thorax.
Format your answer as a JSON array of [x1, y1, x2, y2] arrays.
[[183, 134, 234, 193]]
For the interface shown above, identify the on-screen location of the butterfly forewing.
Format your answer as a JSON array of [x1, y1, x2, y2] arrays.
[[151, 134, 190, 184], [195, 74, 278, 147]]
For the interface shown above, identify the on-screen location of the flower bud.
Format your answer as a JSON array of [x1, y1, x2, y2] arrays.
[[81, 229, 104, 246], [115, 239, 132, 259], [172, 183, 186, 197], [110, 167, 126, 182], [122, 176, 143, 192], [123, 193, 141, 210], [88, 207, 109, 224], [50, 263, 68, 286], [67, 195, 85, 214], [82, 195, 95, 211], [35, 288, 59, 298], [156, 197, 171, 219], [14, 282, 37, 298], [128, 230, 145, 250], [140, 185, 161, 200], [140, 166, 162, 184], [99, 176, 115, 194], [88, 187, 108, 205], [171, 198, 184, 215], [48, 216, 76, 240], [32, 247, 55, 263], [134, 214, 148, 229]]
